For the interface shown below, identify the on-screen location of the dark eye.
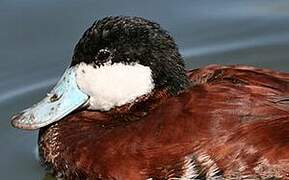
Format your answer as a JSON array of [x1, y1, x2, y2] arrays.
[[95, 49, 111, 62]]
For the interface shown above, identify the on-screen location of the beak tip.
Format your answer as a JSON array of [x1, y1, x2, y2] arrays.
[[10, 112, 24, 128], [11, 111, 22, 122], [10, 112, 36, 130], [11, 112, 23, 120]]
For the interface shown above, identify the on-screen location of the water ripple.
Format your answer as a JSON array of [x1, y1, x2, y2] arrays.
[[182, 32, 289, 57], [0, 78, 57, 103]]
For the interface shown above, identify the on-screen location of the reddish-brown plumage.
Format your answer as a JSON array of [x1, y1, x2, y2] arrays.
[[39, 64, 289, 179]]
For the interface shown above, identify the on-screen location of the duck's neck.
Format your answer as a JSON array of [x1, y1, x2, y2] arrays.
[[151, 56, 192, 96], [105, 89, 170, 120], [166, 71, 191, 95]]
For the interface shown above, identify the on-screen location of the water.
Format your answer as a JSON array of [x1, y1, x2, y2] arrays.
[[1, 0, 289, 179]]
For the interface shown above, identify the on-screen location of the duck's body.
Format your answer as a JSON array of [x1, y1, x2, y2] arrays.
[[39, 64, 289, 179], [11, 16, 289, 179]]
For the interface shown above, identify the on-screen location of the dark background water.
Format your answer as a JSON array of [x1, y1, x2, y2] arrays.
[[1, 0, 289, 179]]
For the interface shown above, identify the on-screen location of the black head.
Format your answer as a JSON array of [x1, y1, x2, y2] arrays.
[[11, 16, 192, 130], [72, 16, 190, 95]]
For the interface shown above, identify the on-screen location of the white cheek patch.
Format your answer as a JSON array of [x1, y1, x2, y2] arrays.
[[75, 62, 154, 111]]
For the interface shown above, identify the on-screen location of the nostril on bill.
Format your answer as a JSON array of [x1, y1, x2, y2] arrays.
[[49, 93, 62, 102]]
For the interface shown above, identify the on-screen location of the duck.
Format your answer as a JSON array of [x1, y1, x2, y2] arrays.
[[11, 16, 289, 179]]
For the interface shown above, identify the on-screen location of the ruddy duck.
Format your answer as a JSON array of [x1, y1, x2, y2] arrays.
[[12, 16, 289, 179]]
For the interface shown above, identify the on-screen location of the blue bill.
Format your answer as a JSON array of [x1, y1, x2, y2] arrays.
[[11, 67, 89, 130]]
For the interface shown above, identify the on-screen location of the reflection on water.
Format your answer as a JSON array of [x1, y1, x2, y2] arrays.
[[1, 0, 289, 179]]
